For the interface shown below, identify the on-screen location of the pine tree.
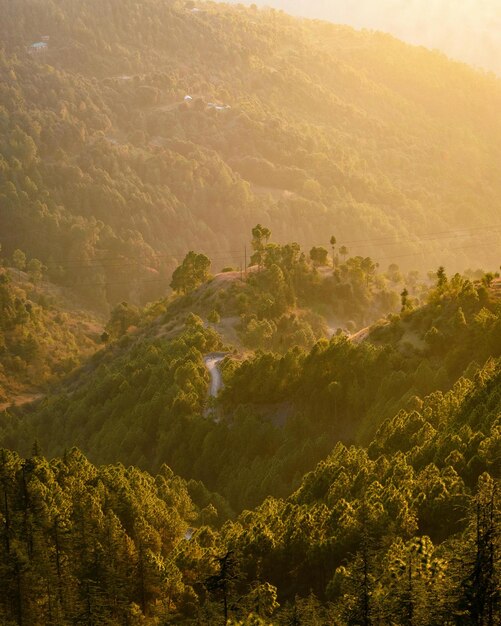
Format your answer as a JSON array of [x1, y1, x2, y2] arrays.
[[456, 475, 500, 625]]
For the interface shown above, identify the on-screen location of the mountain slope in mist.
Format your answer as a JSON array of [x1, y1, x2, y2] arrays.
[[227, 0, 501, 75]]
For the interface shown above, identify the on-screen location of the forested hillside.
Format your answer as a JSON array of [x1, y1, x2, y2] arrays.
[[0, 447, 203, 624], [0, 2, 499, 624], [222, 357, 501, 623], [0, 260, 101, 409], [0, 359, 498, 624], [1, 0, 500, 309], [2, 242, 499, 512]]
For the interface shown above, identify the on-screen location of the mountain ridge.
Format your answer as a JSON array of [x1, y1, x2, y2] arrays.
[[225, 0, 501, 75]]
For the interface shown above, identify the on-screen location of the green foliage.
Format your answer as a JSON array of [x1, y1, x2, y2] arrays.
[[224, 275, 500, 434], [165, 228, 411, 353], [0, 323, 225, 480], [0, 0, 500, 310], [0, 447, 202, 624], [309, 246, 328, 266], [170, 251, 211, 295], [229, 228, 410, 350], [0, 359, 499, 624], [26, 258, 45, 283], [12, 249, 26, 271], [105, 301, 140, 339], [2, 260, 500, 515], [208, 308, 221, 324], [0, 290, 499, 623], [0, 269, 100, 402], [221, 359, 500, 623], [0, 3, 500, 622]]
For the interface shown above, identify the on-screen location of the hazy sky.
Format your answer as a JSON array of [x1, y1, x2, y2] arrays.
[[224, 0, 501, 75]]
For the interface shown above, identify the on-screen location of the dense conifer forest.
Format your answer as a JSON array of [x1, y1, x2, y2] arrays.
[[0, 358, 499, 623], [0, 1, 499, 624]]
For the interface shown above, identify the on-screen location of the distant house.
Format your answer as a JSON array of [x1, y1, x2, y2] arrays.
[[29, 42, 48, 54], [184, 95, 193, 102], [207, 102, 231, 111]]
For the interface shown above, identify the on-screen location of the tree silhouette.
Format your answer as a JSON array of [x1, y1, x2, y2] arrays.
[[329, 235, 337, 266], [339, 245, 348, 263], [170, 251, 211, 294], [205, 551, 240, 624]]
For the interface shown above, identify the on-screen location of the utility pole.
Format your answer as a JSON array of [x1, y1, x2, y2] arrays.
[[244, 245, 247, 277]]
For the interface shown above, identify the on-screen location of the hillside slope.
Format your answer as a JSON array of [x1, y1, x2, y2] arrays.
[[222, 357, 500, 622], [0, 0, 500, 308], [226, 0, 501, 75], [0, 266, 102, 408], [2, 255, 499, 511], [0, 358, 498, 624]]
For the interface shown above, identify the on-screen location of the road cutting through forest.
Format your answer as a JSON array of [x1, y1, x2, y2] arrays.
[[203, 353, 227, 398]]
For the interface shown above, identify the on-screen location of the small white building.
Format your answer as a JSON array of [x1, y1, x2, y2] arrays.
[[184, 95, 193, 102], [29, 42, 48, 54]]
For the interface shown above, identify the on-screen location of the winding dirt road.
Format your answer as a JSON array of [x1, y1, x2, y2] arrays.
[[203, 353, 227, 398]]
